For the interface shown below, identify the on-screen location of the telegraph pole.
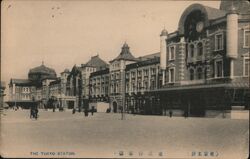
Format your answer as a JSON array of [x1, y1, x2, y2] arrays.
[[121, 68, 126, 120]]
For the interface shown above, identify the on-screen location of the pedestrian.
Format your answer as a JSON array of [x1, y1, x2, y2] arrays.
[[30, 107, 33, 119], [84, 109, 88, 117], [91, 106, 95, 116], [169, 110, 173, 118], [35, 107, 39, 120], [72, 108, 76, 114]]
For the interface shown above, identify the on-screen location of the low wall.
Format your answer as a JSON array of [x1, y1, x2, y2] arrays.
[[89, 102, 109, 113], [163, 109, 184, 117], [205, 110, 249, 119]]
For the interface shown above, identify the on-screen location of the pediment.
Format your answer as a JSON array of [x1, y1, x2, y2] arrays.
[[167, 63, 176, 67], [213, 54, 223, 59]]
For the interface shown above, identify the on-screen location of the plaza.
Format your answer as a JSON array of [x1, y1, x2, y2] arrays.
[[1, 109, 249, 158]]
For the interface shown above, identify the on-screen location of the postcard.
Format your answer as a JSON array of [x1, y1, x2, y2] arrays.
[[1, 0, 249, 158]]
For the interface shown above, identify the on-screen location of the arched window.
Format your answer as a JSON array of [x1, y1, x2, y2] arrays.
[[190, 44, 194, 57], [197, 67, 203, 79], [197, 42, 203, 56], [190, 69, 194, 80]]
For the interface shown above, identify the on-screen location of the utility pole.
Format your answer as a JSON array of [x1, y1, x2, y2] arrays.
[[121, 69, 126, 120]]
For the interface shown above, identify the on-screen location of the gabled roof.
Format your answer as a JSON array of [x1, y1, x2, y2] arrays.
[[110, 43, 137, 63], [82, 55, 108, 70]]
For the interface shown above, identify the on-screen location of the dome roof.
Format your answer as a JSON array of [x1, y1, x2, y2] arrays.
[[160, 29, 168, 36], [28, 63, 57, 81], [64, 68, 70, 73]]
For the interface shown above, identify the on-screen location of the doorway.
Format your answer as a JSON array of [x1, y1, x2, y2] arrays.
[[113, 101, 118, 113]]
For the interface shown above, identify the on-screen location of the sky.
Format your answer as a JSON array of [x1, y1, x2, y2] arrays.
[[1, 0, 220, 85]]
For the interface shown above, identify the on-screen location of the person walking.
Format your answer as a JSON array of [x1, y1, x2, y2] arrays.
[[35, 107, 39, 120], [84, 108, 88, 117], [169, 110, 173, 118], [91, 106, 95, 116], [30, 106, 33, 119]]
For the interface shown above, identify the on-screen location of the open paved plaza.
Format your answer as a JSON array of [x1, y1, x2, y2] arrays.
[[0, 109, 249, 158]]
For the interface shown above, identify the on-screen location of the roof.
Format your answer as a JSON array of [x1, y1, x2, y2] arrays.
[[137, 52, 160, 61], [110, 42, 137, 63], [126, 55, 160, 71], [49, 78, 61, 86], [160, 28, 168, 36], [178, 3, 226, 35], [9, 79, 33, 86], [29, 63, 56, 76], [82, 55, 108, 70], [90, 68, 109, 77], [62, 68, 70, 73], [220, 0, 250, 14]]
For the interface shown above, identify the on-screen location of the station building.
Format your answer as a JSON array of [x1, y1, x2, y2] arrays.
[[7, 63, 58, 109], [89, 0, 249, 117], [139, 1, 250, 117]]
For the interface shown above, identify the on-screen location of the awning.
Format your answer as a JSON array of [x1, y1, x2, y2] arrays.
[[147, 82, 249, 93]]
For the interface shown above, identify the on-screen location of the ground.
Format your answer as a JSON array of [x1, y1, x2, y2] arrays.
[[0, 109, 249, 158]]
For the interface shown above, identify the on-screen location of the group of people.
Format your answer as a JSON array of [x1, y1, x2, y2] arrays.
[[30, 106, 39, 120], [72, 106, 96, 116]]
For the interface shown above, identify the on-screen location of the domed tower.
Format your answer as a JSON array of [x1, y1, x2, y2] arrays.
[[28, 62, 57, 84], [226, 5, 239, 78], [160, 28, 168, 86]]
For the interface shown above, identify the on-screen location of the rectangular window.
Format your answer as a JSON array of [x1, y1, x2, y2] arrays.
[[215, 60, 223, 78], [138, 70, 142, 77], [169, 68, 175, 83], [215, 33, 223, 51], [131, 72, 135, 78], [151, 68, 156, 75], [244, 30, 250, 48], [244, 58, 250, 77], [169, 46, 175, 60]]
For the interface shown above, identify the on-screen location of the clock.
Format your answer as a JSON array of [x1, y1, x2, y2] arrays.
[[196, 21, 204, 33]]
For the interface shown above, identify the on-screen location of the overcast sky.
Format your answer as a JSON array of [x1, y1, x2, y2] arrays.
[[1, 0, 220, 84]]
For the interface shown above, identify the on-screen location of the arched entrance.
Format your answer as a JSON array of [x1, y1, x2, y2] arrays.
[[113, 101, 118, 113]]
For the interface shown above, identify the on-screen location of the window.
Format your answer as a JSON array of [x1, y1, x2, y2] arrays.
[[138, 70, 142, 77], [244, 30, 250, 48], [138, 82, 142, 90], [151, 68, 156, 75], [151, 80, 155, 89], [169, 46, 175, 60], [190, 44, 194, 57], [131, 72, 135, 78], [215, 60, 223, 78], [197, 42, 203, 56], [144, 69, 148, 76], [215, 33, 223, 51], [144, 81, 148, 89], [243, 58, 250, 76], [190, 69, 194, 80], [126, 73, 129, 79], [197, 67, 203, 79], [169, 68, 175, 83], [126, 83, 129, 92]]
